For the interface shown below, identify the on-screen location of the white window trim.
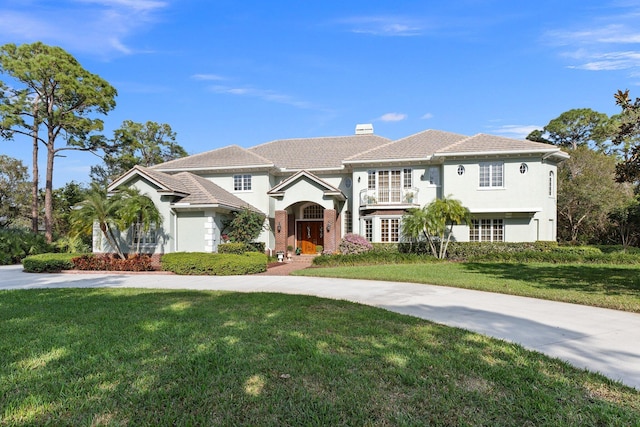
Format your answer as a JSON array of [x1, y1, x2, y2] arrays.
[[478, 162, 505, 190], [233, 174, 252, 192]]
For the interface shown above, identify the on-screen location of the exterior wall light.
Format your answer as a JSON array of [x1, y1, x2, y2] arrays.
[[327, 223, 332, 232], [277, 222, 281, 233]]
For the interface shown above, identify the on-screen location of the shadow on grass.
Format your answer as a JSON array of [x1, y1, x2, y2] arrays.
[[1, 289, 639, 425], [461, 262, 640, 296]]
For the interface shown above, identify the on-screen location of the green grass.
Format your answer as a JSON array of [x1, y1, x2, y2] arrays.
[[295, 262, 640, 313], [1, 289, 639, 425]]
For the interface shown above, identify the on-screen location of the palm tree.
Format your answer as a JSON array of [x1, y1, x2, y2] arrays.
[[113, 187, 162, 254], [402, 196, 470, 259], [70, 185, 162, 258], [69, 183, 125, 259]]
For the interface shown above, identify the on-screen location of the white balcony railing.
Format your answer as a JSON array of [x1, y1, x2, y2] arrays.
[[359, 187, 419, 206]]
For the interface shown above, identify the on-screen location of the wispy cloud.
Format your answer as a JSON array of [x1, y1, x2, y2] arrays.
[[421, 112, 434, 120], [191, 74, 226, 81], [544, 8, 640, 75], [0, 0, 168, 57], [490, 124, 540, 139], [336, 16, 427, 37], [208, 84, 317, 110], [378, 112, 407, 122]]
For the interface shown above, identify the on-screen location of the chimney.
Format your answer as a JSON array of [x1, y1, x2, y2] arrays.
[[355, 123, 374, 135]]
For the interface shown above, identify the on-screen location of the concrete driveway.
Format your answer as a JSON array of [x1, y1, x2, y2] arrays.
[[2, 264, 639, 390]]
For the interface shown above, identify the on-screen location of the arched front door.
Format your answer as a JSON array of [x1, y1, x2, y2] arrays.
[[296, 204, 325, 254]]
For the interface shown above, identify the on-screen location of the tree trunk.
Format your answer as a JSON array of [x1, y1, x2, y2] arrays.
[[44, 139, 55, 243], [30, 98, 39, 233]]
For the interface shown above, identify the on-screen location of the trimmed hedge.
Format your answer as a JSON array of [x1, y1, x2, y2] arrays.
[[445, 241, 558, 260], [218, 242, 267, 255], [161, 252, 267, 275], [22, 253, 85, 273], [313, 251, 438, 267]]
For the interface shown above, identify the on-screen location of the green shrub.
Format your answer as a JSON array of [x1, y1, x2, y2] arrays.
[[371, 243, 399, 253], [218, 243, 248, 254], [313, 251, 437, 267], [446, 241, 558, 260], [23, 253, 83, 273], [0, 228, 52, 265], [468, 249, 640, 264], [246, 241, 266, 254], [161, 252, 267, 275], [54, 235, 91, 254]]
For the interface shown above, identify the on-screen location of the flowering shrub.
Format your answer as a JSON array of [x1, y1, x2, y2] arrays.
[[338, 233, 373, 255]]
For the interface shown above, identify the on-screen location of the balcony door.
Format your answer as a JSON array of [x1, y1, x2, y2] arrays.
[[378, 170, 402, 203]]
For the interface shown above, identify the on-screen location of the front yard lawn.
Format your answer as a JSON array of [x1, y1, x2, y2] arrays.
[[1, 289, 638, 425], [294, 262, 640, 313]]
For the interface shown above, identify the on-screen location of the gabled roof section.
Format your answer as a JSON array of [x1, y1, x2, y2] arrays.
[[108, 165, 190, 196], [249, 134, 390, 170], [173, 173, 263, 213], [268, 170, 345, 201], [344, 129, 468, 163], [152, 145, 274, 172], [435, 133, 569, 158]]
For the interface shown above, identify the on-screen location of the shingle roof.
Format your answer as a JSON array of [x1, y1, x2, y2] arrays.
[[108, 165, 191, 194], [152, 145, 273, 171], [438, 133, 561, 154], [174, 172, 262, 213], [345, 129, 468, 162], [249, 134, 390, 169]]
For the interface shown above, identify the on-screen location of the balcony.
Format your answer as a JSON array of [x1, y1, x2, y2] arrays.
[[359, 187, 419, 208]]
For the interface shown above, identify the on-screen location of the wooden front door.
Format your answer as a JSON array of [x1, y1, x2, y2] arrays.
[[297, 221, 324, 254]]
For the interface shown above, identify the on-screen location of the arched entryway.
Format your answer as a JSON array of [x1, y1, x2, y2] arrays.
[[297, 204, 324, 254]]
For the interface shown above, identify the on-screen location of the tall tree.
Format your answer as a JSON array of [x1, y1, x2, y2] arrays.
[[557, 146, 632, 243], [90, 120, 187, 186], [613, 90, 640, 183], [526, 108, 611, 151], [0, 42, 117, 242], [0, 155, 31, 228], [402, 196, 470, 259]]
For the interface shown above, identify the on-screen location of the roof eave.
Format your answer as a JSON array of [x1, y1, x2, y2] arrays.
[[433, 149, 562, 158]]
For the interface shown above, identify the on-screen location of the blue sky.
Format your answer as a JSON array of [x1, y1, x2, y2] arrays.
[[1, 0, 639, 187]]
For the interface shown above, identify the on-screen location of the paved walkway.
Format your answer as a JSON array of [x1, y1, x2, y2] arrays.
[[1, 264, 639, 390]]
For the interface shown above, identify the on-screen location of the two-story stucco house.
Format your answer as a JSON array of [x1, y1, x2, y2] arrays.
[[102, 126, 568, 256]]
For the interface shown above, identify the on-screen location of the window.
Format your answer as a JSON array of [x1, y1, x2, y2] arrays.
[[344, 210, 352, 234], [367, 170, 376, 190], [457, 165, 465, 176], [364, 218, 373, 241], [479, 162, 504, 188], [469, 219, 503, 242], [548, 171, 554, 196], [380, 218, 400, 242], [233, 174, 251, 191], [519, 163, 528, 174], [403, 168, 412, 189], [428, 166, 440, 186], [129, 222, 157, 246], [303, 204, 324, 219]]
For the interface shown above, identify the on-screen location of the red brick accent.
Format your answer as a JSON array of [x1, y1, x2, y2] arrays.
[[275, 210, 288, 253], [287, 213, 296, 251], [323, 209, 337, 253]]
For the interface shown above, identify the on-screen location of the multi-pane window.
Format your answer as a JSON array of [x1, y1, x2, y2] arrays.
[[233, 174, 252, 191], [403, 168, 412, 189], [548, 171, 554, 196], [344, 210, 352, 234], [380, 218, 400, 242], [469, 219, 503, 242], [367, 170, 376, 190], [129, 222, 157, 246], [428, 166, 440, 186], [364, 219, 373, 242], [303, 204, 323, 219], [479, 162, 504, 188]]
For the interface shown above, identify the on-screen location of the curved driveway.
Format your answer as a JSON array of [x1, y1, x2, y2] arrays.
[[2, 264, 639, 390]]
